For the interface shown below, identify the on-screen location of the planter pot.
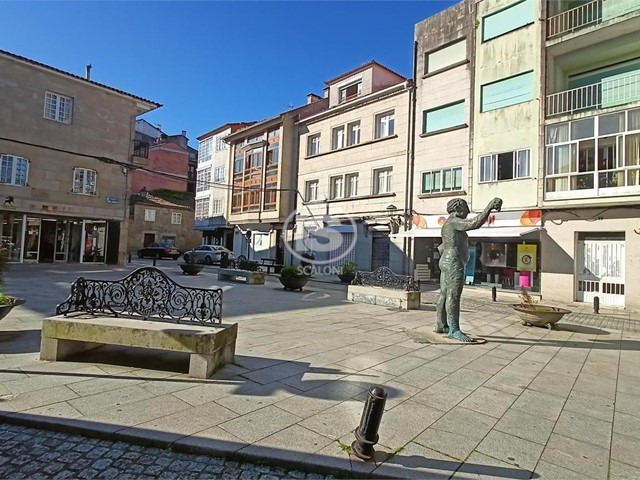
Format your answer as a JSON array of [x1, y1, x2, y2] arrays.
[[338, 273, 356, 284], [0, 297, 26, 321], [513, 305, 572, 328], [279, 276, 310, 291], [179, 263, 204, 276]]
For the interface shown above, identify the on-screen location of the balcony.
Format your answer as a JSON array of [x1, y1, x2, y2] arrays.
[[547, 0, 640, 39], [546, 71, 640, 116], [133, 139, 149, 158]]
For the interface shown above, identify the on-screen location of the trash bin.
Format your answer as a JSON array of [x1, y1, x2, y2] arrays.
[[220, 251, 230, 268]]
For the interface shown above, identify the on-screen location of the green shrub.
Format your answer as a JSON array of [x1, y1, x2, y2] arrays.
[[280, 265, 310, 279], [339, 260, 358, 275]]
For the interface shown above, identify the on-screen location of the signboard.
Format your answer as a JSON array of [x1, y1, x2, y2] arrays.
[[517, 244, 537, 271], [105, 197, 120, 204], [465, 245, 477, 284]]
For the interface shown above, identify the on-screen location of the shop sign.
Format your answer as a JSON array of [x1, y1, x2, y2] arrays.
[[105, 197, 120, 204], [517, 244, 537, 271]]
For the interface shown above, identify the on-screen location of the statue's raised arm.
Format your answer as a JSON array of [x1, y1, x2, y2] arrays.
[[450, 197, 502, 231]]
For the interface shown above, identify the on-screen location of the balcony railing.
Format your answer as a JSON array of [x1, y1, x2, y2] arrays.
[[547, 0, 640, 39], [546, 71, 640, 116], [133, 139, 149, 158]]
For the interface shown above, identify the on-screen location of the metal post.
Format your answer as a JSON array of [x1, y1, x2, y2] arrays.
[[128, 254, 131, 264], [153, 257, 156, 267], [352, 386, 387, 460], [593, 296, 599, 314], [491, 286, 497, 302]]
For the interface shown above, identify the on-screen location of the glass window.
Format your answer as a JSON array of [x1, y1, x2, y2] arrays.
[[481, 71, 534, 112], [267, 142, 279, 166], [197, 168, 211, 192], [199, 137, 213, 162], [425, 39, 466, 74], [330, 176, 343, 199], [375, 111, 395, 139], [339, 81, 362, 103], [195, 198, 208, 219], [346, 173, 359, 197], [599, 113, 625, 135], [305, 180, 318, 202], [332, 126, 345, 150], [307, 134, 321, 156], [144, 209, 156, 222], [72, 168, 97, 195], [423, 101, 465, 134], [422, 167, 463, 194], [546, 123, 569, 143], [628, 108, 640, 131], [44, 91, 73, 123], [482, 0, 535, 41], [373, 167, 393, 194], [171, 212, 182, 225], [480, 150, 530, 182], [0, 154, 29, 186], [571, 118, 595, 140], [347, 121, 361, 146]]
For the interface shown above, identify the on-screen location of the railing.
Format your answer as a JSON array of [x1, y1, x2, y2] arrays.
[[546, 72, 640, 116], [547, 0, 640, 38], [133, 139, 149, 158]]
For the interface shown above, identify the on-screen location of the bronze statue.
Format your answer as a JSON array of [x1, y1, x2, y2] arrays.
[[436, 197, 503, 342]]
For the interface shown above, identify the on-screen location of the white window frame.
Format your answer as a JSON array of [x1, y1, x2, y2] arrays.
[[332, 126, 345, 150], [197, 167, 211, 192], [339, 80, 362, 103], [211, 198, 224, 215], [329, 175, 344, 200], [307, 134, 321, 156], [305, 180, 319, 202], [144, 209, 157, 222], [72, 167, 97, 195], [0, 154, 29, 187], [195, 198, 209, 219], [44, 91, 73, 124], [346, 173, 359, 198], [375, 111, 395, 139], [213, 166, 226, 183], [479, 149, 531, 183], [215, 136, 227, 152], [171, 212, 182, 225], [199, 137, 213, 163], [373, 167, 393, 194], [421, 166, 464, 194], [347, 121, 361, 146]]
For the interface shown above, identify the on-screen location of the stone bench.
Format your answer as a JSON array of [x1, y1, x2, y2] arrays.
[[218, 268, 265, 285], [40, 267, 237, 378], [347, 267, 421, 310]]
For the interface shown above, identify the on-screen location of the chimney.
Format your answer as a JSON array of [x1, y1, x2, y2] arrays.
[[181, 130, 187, 137], [323, 87, 329, 98], [85, 64, 92, 80], [306, 93, 322, 104]]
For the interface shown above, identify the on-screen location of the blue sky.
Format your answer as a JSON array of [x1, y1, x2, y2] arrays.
[[1, 1, 455, 146]]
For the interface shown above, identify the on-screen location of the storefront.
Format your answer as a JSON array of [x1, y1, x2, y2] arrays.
[[1, 211, 117, 264], [392, 209, 542, 292]]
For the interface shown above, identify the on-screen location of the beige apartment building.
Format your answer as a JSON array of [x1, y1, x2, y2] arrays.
[[296, 61, 411, 272], [0, 49, 159, 264], [225, 99, 328, 262]]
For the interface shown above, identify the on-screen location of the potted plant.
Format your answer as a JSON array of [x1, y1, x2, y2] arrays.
[[178, 252, 204, 276], [0, 244, 26, 321], [279, 265, 310, 291], [300, 252, 315, 268], [513, 287, 571, 329], [337, 260, 358, 283]]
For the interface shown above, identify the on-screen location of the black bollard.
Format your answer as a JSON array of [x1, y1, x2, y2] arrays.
[[153, 257, 156, 267], [491, 286, 497, 302], [594, 296, 600, 314], [352, 386, 387, 461], [128, 254, 131, 264]]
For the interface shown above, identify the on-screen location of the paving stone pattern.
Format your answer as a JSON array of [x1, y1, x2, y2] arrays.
[[0, 423, 336, 480]]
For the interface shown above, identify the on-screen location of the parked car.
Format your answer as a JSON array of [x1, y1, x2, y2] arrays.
[[183, 245, 235, 265], [137, 243, 180, 260]]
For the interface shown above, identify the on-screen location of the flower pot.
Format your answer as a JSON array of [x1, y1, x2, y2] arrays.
[[179, 263, 204, 276], [338, 273, 356, 284], [0, 297, 26, 321], [279, 276, 310, 291], [512, 305, 571, 328]]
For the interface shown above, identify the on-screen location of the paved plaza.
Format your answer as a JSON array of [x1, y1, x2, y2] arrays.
[[1, 261, 639, 479]]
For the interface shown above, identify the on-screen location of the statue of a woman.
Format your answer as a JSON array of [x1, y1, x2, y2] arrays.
[[436, 197, 503, 342]]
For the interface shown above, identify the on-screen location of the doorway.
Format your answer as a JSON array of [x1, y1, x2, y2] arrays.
[[39, 219, 56, 263]]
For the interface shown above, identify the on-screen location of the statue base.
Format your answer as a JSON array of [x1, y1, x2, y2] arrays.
[[404, 326, 486, 345]]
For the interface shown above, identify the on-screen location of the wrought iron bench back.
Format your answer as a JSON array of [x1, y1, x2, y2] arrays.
[[56, 267, 223, 325], [352, 266, 420, 292]]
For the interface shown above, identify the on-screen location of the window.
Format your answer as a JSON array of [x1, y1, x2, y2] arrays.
[[375, 111, 395, 139], [213, 166, 226, 183], [422, 167, 463, 194], [425, 39, 466, 74], [481, 71, 534, 112], [234, 152, 243, 173], [347, 121, 361, 146], [268, 129, 279, 138], [197, 168, 211, 192], [330, 175, 344, 199], [215, 136, 227, 151], [211, 198, 223, 215], [248, 134, 263, 144], [247, 148, 262, 169], [0, 154, 28, 186], [267, 142, 279, 166], [305, 180, 319, 202], [339, 81, 362, 103], [44, 91, 73, 124], [332, 126, 345, 150], [479, 149, 530, 182], [195, 198, 208, 219], [423, 101, 466, 134], [171, 212, 182, 225], [144, 209, 156, 222], [72, 167, 96, 195], [373, 167, 393, 194], [482, 0, 535, 41], [307, 134, 321, 156], [346, 173, 359, 197], [199, 137, 213, 163]]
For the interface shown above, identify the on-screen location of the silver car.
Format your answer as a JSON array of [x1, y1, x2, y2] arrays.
[[183, 245, 235, 265]]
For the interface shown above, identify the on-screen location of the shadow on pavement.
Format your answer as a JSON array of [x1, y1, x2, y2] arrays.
[[0, 411, 538, 479], [0, 329, 41, 354]]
